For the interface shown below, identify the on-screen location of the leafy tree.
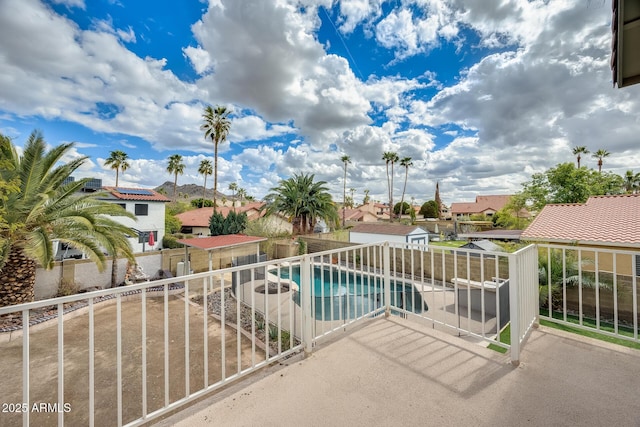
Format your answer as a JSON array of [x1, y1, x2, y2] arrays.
[[191, 198, 214, 208], [419, 200, 438, 218], [198, 159, 213, 204], [382, 151, 399, 221], [0, 131, 136, 306], [521, 163, 624, 212], [166, 154, 185, 202], [493, 194, 530, 229], [165, 210, 182, 234], [209, 211, 247, 236], [264, 173, 339, 234], [104, 150, 130, 187], [398, 156, 413, 217], [571, 146, 589, 168], [340, 155, 351, 227], [592, 149, 610, 173], [201, 105, 231, 213], [393, 201, 411, 215]]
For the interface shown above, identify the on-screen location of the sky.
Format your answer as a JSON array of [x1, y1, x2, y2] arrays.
[[1, 0, 639, 207]]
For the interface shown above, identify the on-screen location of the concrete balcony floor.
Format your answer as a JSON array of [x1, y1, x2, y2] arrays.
[[158, 317, 640, 427]]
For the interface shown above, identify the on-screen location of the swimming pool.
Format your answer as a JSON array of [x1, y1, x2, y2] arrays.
[[277, 265, 427, 320]]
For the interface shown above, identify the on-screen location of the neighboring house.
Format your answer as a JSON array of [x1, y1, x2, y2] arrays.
[[521, 194, 640, 275], [102, 186, 171, 253], [343, 208, 379, 223], [356, 202, 390, 220], [451, 195, 513, 219], [176, 202, 293, 235], [349, 223, 429, 249]]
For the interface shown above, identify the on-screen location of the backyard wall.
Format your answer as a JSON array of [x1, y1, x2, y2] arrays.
[[35, 252, 162, 300]]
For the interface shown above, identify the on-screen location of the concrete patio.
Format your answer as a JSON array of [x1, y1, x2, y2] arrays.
[[159, 317, 640, 427]]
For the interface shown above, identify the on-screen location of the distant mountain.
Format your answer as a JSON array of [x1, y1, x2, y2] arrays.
[[154, 181, 227, 201]]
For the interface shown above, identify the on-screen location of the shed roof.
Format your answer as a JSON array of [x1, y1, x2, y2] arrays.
[[461, 240, 505, 252], [521, 194, 640, 247]]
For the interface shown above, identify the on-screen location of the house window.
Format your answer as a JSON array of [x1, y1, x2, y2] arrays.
[[636, 255, 640, 277], [116, 203, 126, 210], [135, 204, 148, 216]]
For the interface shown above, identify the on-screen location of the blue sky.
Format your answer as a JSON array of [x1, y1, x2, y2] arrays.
[[1, 0, 639, 206]]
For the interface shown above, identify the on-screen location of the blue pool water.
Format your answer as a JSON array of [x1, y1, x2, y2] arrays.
[[278, 265, 426, 320]]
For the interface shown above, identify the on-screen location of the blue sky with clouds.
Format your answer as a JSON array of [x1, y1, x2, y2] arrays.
[[1, 0, 639, 206]]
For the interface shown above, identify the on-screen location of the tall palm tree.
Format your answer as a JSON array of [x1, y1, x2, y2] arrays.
[[340, 155, 351, 227], [623, 170, 640, 194], [572, 146, 589, 168], [0, 131, 136, 306], [201, 105, 231, 212], [264, 173, 339, 234], [104, 150, 130, 187], [382, 151, 399, 221], [198, 159, 213, 206], [229, 182, 238, 212], [398, 156, 413, 218], [592, 149, 610, 173], [166, 154, 185, 202]]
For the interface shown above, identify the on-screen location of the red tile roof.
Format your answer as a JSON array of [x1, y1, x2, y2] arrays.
[[350, 223, 425, 236], [451, 195, 512, 215], [103, 186, 171, 202], [176, 203, 265, 227], [521, 194, 640, 247], [177, 234, 267, 250]]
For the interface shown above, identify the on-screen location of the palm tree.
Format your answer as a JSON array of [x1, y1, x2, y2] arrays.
[[198, 159, 213, 206], [229, 182, 238, 212], [623, 170, 640, 194], [264, 173, 339, 235], [166, 154, 185, 202], [382, 151, 399, 221], [340, 155, 351, 227], [592, 149, 610, 173], [237, 187, 247, 203], [363, 189, 370, 205], [398, 156, 413, 218], [0, 131, 136, 306], [572, 146, 589, 168], [201, 105, 231, 212], [104, 150, 130, 187]]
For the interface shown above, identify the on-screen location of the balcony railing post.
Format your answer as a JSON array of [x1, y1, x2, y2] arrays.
[[509, 251, 521, 366], [384, 242, 391, 317], [301, 254, 314, 356]]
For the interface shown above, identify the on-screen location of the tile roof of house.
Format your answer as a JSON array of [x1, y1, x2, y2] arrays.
[[176, 203, 265, 227], [350, 223, 425, 236], [521, 194, 640, 247], [451, 195, 512, 215], [177, 234, 267, 251], [102, 186, 171, 202], [343, 209, 364, 221]]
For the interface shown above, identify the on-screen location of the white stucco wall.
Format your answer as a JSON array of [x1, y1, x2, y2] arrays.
[[108, 200, 166, 253]]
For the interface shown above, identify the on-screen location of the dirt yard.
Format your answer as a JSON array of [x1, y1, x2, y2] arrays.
[[0, 293, 262, 426]]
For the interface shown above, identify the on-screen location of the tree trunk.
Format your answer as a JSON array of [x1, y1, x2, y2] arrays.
[[213, 142, 219, 213], [0, 246, 36, 307], [110, 254, 118, 288]]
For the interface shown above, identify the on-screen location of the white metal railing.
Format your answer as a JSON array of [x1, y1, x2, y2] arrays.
[[0, 241, 542, 426], [0, 259, 303, 427], [379, 242, 538, 364], [537, 243, 639, 344]]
